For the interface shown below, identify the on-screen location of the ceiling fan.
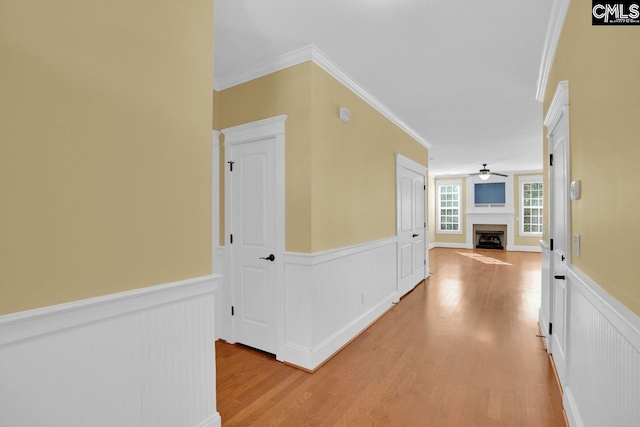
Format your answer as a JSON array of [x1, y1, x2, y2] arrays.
[[469, 164, 508, 181]]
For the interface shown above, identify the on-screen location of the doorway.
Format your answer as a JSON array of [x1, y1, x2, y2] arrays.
[[222, 115, 286, 360], [545, 81, 570, 387], [396, 154, 428, 298]]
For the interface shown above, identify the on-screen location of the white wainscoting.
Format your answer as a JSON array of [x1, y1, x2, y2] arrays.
[[539, 241, 551, 350], [556, 266, 640, 427], [214, 247, 231, 343], [282, 237, 398, 371], [0, 275, 222, 427]]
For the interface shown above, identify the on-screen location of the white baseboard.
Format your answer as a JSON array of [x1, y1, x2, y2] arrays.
[[282, 238, 398, 371], [282, 292, 396, 371], [0, 275, 222, 427], [507, 245, 542, 253], [197, 413, 222, 427], [428, 242, 437, 250], [431, 242, 469, 249], [564, 387, 584, 427]]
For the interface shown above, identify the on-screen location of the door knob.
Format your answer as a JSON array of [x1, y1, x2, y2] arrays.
[[259, 254, 275, 262], [554, 275, 566, 280], [412, 234, 419, 238]]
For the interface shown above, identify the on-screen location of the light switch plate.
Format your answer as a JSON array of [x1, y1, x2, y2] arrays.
[[571, 180, 581, 200], [573, 234, 580, 256]]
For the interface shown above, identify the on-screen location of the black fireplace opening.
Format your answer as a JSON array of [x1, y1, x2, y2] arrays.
[[476, 230, 504, 250]]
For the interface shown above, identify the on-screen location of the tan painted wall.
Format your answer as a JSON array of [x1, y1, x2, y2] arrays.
[[0, 0, 214, 315], [216, 62, 429, 253], [216, 63, 314, 252], [514, 173, 544, 247], [434, 178, 467, 244], [544, 2, 640, 315], [309, 63, 429, 252], [428, 175, 437, 245]]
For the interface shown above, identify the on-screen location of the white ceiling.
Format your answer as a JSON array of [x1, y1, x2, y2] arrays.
[[214, 0, 553, 176]]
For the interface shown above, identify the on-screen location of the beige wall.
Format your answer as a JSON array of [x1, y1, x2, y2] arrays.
[[216, 62, 429, 253], [0, 0, 214, 315], [427, 175, 436, 244], [544, 2, 640, 315], [434, 178, 467, 244], [216, 63, 314, 251], [514, 173, 544, 247], [309, 63, 429, 252]]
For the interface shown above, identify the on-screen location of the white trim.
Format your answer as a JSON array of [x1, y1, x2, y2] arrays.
[[212, 130, 221, 274], [564, 387, 584, 427], [536, 0, 571, 102], [0, 274, 220, 348], [436, 179, 463, 235], [428, 242, 437, 250], [222, 115, 287, 146], [215, 45, 431, 150], [507, 245, 542, 253], [544, 81, 570, 130], [282, 293, 396, 371], [283, 236, 397, 266], [431, 242, 470, 249], [197, 413, 222, 427], [395, 153, 427, 176], [215, 45, 315, 91], [518, 174, 544, 237], [567, 266, 640, 351], [222, 115, 287, 361]]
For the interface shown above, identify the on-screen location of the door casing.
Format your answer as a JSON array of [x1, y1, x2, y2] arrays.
[[544, 81, 571, 387], [222, 115, 287, 361], [395, 154, 429, 300]]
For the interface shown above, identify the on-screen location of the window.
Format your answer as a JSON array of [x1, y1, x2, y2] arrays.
[[437, 180, 462, 234], [520, 176, 543, 235]]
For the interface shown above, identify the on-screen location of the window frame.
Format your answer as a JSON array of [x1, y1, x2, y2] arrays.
[[519, 175, 544, 236], [436, 179, 463, 235]]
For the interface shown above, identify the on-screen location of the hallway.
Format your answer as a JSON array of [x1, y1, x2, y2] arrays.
[[216, 248, 566, 426]]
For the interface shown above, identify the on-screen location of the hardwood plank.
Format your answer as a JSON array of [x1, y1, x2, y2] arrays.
[[216, 248, 566, 426]]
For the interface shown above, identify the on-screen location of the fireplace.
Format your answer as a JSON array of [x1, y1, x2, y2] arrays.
[[473, 224, 507, 250], [476, 230, 504, 250]]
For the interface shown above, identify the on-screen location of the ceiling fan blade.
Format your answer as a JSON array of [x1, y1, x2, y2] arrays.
[[468, 173, 481, 176], [492, 173, 509, 177]]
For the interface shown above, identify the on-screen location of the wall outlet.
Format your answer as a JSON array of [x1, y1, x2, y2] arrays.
[[573, 234, 580, 256]]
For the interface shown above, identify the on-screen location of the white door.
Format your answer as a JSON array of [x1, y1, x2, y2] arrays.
[[229, 137, 277, 354], [397, 165, 426, 298], [550, 113, 569, 386]]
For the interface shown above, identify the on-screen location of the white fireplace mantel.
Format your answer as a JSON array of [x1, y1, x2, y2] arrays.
[[465, 175, 516, 250], [466, 212, 515, 250]]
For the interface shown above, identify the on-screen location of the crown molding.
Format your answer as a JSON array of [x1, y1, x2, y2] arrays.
[[535, 0, 571, 102], [213, 45, 431, 149], [544, 81, 569, 130]]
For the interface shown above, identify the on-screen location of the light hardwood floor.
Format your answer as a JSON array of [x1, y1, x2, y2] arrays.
[[216, 248, 565, 426]]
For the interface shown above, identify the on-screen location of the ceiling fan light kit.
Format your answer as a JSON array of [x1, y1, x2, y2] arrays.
[[470, 164, 508, 180]]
